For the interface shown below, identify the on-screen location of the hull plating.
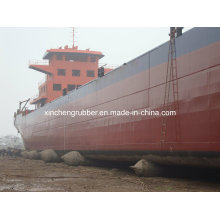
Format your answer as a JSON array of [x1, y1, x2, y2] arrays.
[[14, 28, 220, 162]]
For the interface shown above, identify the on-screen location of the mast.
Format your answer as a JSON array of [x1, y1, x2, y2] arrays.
[[72, 27, 75, 48], [160, 27, 181, 149]]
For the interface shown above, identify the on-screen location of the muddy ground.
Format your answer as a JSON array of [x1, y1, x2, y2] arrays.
[[0, 157, 220, 192]]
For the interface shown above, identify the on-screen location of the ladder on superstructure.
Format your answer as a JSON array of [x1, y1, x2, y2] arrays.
[[160, 27, 181, 147]]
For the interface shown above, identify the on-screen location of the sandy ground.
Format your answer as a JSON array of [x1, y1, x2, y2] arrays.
[[0, 157, 220, 192]]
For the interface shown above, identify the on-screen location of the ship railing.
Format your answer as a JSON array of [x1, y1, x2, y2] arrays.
[[29, 60, 49, 66], [30, 94, 39, 102], [99, 63, 119, 69]]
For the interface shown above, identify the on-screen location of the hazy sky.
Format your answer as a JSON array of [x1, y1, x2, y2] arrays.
[[0, 27, 191, 136]]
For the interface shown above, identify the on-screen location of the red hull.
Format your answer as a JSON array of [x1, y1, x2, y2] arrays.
[[14, 28, 220, 164]]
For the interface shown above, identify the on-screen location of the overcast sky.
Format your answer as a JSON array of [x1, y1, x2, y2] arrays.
[[0, 27, 191, 136]]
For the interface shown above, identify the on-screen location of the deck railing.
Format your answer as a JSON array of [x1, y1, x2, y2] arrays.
[[99, 63, 119, 69], [30, 94, 39, 102], [29, 60, 49, 66]]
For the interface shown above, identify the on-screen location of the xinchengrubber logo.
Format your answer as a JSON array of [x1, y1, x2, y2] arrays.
[[44, 109, 176, 117]]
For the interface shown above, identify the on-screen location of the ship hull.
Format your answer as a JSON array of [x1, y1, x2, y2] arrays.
[[14, 28, 220, 166]]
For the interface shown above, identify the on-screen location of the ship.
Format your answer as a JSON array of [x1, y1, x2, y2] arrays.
[[14, 27, 220, 167]]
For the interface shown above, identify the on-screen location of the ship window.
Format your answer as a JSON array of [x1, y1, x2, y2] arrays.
[[57, 69, 66, 76], [66, 54, 88, 62], [57, 54, 62, 60], [90, 56, 96, 62], [53, 84, 61, 91], [65, 55, 70, 61], [67, 84, 75, 91], [76, 85, 81, 89], [72, 70, 80, 76], [87, 70, 95, 77]]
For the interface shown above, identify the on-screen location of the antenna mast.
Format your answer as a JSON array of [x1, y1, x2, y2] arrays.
[[72, 27, 75, 48]]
